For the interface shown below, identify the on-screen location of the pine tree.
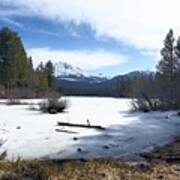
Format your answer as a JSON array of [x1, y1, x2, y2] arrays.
[[157, 29, 176, 76], [0, 27, 30, 89], [0, 27, 59, 98], [36, 62, 48, 92], [157, 29, 178, 108], [0, 51, 3, 85], [27, 56, 36, 89], [45, 60, 55, 91], [173, 36, 180, 107], [174, 36, 180, 72]]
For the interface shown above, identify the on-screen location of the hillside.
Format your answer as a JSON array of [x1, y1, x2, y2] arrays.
[[55, 62, 154, 97]]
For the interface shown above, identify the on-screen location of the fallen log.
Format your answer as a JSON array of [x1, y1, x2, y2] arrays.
[[55, 129, 79, 134], [57, 122, 106, 130]]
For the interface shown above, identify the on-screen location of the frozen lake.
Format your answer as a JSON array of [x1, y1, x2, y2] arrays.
[[0, 97, 180, 161]]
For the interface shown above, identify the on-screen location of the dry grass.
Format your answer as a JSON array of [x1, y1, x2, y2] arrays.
[[1, 139, 180, 179], [0, 159, 180, 180]]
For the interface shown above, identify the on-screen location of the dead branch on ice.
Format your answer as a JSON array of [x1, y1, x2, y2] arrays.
[[57, 122, 106, 130]]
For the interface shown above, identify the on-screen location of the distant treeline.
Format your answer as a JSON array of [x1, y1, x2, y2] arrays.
[[56, 72, 154, 97], [0, 27, 56, 98]]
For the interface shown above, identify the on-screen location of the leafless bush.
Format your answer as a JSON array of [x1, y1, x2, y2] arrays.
[[131, 99, 150, 112], [39, 97, 69, 114], [6, 98, 21, 105], [28, 104, 39, 111], [131, 97, 168, 112], [6, 99, 34, 106]]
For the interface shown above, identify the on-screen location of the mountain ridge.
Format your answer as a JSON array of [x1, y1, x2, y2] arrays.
[[55, 61, 108, 83], [55, 61, 155, 97]]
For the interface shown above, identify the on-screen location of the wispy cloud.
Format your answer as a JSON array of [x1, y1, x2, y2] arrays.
[[28, 48, 128, 69], [1, 17, 24, 28], [34, 29, 61, 38], [0, 17, 64, 39], [1, 0, 180, 51], [140, 49, 161, 62]]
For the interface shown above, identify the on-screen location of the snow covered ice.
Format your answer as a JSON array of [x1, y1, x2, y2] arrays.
[[0, 97, 180, 161]]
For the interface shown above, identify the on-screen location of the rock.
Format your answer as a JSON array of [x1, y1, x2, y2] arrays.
[[73, 137, 78, 141], [138, 163, 151, 171], [77, 148, 82, 152], [102, 145, 109, 149], [16, 126, 21, 130], [48, 108, 57, 114], [157, 175, 163, 179], [143, 109, 150, 113]]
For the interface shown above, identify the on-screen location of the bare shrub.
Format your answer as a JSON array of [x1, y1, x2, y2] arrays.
[[28, 104, 39, 111], [131, 99, 151, 112], [6, 99, 34, 106], [131, 98, 168, 112], [39, 97, 69, 114], [6, 98, 21, 105]]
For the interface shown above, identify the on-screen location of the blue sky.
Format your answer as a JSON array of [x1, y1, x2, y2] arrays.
[[0, 0, 177, 76]]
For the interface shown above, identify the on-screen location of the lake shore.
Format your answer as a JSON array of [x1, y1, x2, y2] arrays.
[[1, 97, 180, 161], [1, 139, 180, 180]]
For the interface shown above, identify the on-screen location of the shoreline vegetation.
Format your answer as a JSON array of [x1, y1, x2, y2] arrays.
[[0, 139, 180, 179]]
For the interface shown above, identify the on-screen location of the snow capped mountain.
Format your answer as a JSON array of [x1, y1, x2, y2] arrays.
[[125, 70, 155, 78], [55, 61, 87, 77], [55, 61, 108, 83], [55, 62, 155, 97]]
